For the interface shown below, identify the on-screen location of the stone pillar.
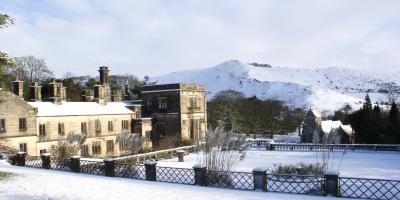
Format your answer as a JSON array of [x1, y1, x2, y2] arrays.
[[69, 156, 81, 173], [193, 164, 207, 186], [16, 152, 26, 166], [176, 150, 185, 162], [144, 160, 157, 181], [104, 158, 116, 177], [324, 171, 339, 196], [41, 153, 51, 169], [252, 167, 267, 191]]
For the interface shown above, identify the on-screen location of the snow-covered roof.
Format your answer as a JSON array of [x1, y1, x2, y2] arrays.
[[28, 102, 134, 117], [340, 125, 353, 134], [321, 120, 353, 135], [310, 109, 322, 118], [321, 120, 343, 133]]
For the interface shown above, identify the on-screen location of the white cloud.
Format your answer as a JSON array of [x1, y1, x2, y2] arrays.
[[0, 0, 399, 78]]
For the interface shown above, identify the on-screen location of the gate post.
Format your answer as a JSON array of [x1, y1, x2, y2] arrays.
[[324, 171, 339, 196], [16, 152, 26, 166], [144, 160, 157, 181], [40, 153, 51, 169], [104, 158, 116, 177], [193, 164, 207, 186], [69, 156, 81, 173], [252, 167, 267, 191]]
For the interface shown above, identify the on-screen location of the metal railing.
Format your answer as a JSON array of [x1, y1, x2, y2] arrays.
[[207, 170, 254, 190], [266, 173, 324, 195], [156, 166, 195, 184], [25, 155, 42, 168], [340, 177, 400, 200], [249, 142, 400, 152], [115, 164, 146, 180]]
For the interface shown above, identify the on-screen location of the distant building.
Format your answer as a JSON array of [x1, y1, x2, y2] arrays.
[[0, 67, 207, 157], [142, 83, 207, 146], [301, 109, 353, 144]]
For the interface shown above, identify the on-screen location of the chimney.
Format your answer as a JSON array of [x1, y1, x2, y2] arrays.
[[94, 85, 106, 105], [98, 66, 110, 86], [49, 81, 64, 104], [124, 82, 130, 100], [11, 78, 24, 98], [112, 90, 122, 102], [30, 82, 42, 102]]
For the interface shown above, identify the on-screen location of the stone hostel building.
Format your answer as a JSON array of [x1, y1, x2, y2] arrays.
[[0, 67, 207, 157]]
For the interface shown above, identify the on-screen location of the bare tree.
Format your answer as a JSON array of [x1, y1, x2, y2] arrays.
[[14, 56, 54, 84], [196, 126, 248, 172], [116, 130, 145, 156], [50, 132, 87, 164]]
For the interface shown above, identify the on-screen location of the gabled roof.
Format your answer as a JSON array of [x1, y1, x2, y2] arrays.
[[27, 102, 134, 117], [321, 120, 353, 135]]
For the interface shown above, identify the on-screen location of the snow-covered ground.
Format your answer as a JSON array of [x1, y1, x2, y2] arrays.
[[158, 150, 400, 180], [0, 160, 351, 200]]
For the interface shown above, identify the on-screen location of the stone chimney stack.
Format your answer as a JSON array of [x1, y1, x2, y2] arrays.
[[11, 78, 24, 98], [49, 80, 65, 104], [124, 81, 130, 100], [94, 85, 106, 105], [112, 90, 122, 102], [98, 66, 110, 86], [30, 82, 42, 102]]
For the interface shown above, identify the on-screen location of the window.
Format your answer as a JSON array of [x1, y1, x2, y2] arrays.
[[19, 118, 27, 131], [135, 111, 141, 119], [0, 119, 5, 133], [106, 140, 114, 154], [81, 145, 89, 156], [157, 123, 166, 137], [39, 124, 46, 137], [40, 149, 47, 154], [81, 122, 87, 134], [19, 143, 27, 152], [95, 120, 101, 135], [108, 121, 113, 132], [158, 97, 167, 110], [121, 120, 129, 130], [92, 141, 101, 155], [189, 119, 200, 140], [119, 140, 128, 151], [146, 99, 152, 106], [58, 123, 65, 135], [188, 96, 197, 108]]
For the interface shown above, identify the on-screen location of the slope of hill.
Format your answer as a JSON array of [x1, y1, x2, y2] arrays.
[[151, 60, 399, 111]]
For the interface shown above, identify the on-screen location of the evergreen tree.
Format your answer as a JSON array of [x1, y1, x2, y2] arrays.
[[389, 102, 400, 143], [363, 94, 373, 111], [389, 102, 399, 124]]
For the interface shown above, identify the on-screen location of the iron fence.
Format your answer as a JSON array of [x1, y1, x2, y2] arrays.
[[249, 142, 400, 152], [80, 160, 104, 175], [50, 159, 71, 172], [156, 166, 195, 184], [115, 163, 146, 180], [266, 173, 324, 195], [340, 177, 400, 200], [25, 155, 42, 168], [207, 170, 254, 190]]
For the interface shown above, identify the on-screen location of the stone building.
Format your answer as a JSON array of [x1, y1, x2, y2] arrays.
[[301, 109, 353, 144], [142, 83, 207, 146], [0, 67, 207, 157]]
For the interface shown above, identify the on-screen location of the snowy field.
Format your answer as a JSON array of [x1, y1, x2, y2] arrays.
[[0, 161, 353, 200], [158, 149, 400, 180]]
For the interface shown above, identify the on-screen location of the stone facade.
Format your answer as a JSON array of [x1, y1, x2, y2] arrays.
[[142, 83, 207, 146], [0, 89, 38, 155], [0, 68, 208, 157]]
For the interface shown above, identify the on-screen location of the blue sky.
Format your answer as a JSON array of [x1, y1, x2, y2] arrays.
[[1, 0, 399, 78]]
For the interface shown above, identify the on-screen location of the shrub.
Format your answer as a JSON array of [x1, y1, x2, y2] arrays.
[[269, 162, 324, 176]]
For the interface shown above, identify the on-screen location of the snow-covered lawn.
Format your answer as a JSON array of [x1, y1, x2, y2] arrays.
[[158, 150, 400, 180], [0, 161, 352, 200]]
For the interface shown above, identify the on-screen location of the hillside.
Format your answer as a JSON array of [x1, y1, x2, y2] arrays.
[[151, 60, 400, 111]]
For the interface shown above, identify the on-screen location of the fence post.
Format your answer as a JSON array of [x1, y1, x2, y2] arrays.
[[40, 153, 51, 169], [16, 152, 26, 166], [176, 150, 185, 162], [69, 156, 81, 173], [144, 160, 157, 181], [193, 164, 207, 186], [252, 167, 267, 191], [324, 171, 339, 196], [104, 158, 115, 177]]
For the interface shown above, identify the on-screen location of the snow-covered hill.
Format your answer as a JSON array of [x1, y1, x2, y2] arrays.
[[151, 60, 400, 111]]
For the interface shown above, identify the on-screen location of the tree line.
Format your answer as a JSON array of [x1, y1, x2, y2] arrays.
[[207, 90, 305, 138], [344, 95, 400, 144]]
